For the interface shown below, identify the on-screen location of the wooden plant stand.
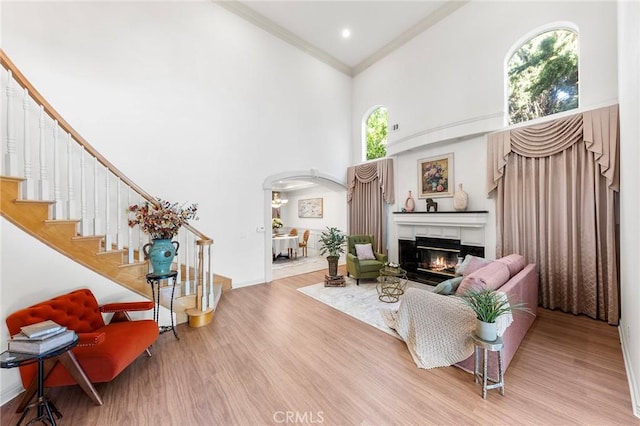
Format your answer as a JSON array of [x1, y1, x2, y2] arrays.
[[324, 274, 345, 287]]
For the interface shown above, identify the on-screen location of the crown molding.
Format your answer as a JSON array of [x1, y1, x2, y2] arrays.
[[214, 0, 353, 76], [352, 1, 469, 76], [214, 1, 468, 78]]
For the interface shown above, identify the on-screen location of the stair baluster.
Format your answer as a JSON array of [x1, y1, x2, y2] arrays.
[[21, 88, 34, 198], [1, 50, 225, 328]]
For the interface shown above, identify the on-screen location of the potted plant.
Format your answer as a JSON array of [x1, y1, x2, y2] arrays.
[[318, 227, 346, 277], [128, 198, 198, 275], [459, 288, 531, 341]]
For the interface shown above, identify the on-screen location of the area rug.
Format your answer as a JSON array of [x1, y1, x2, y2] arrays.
[[297, 277, 433, 339]]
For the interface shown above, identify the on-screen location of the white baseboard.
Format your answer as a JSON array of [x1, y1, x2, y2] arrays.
[[619, 323, 640, 418], [0, 382, 24, 407]]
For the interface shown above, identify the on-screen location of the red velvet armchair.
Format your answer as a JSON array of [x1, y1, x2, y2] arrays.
[[5, 288, 159, 408]]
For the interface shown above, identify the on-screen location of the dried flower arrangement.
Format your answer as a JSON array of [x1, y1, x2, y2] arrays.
[[128, 198, 198, 240]]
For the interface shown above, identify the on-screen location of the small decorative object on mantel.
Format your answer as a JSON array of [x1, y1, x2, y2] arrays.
[[128, 198, 198, 275], [426, 198, 438, 212], [404, 191, 416, 212], [453, 183, 468, 211]]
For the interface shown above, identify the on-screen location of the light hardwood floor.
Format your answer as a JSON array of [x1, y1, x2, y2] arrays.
[[2, 266, 638, 425]]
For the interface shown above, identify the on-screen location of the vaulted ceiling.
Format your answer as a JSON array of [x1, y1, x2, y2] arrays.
[[217, 1, 467, 76]]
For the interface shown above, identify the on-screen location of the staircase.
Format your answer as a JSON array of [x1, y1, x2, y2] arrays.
[[0, 50, 230, 326]]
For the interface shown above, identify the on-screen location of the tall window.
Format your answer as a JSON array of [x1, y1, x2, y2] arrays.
[[508, 29, 578, 124], [365, 106, 387, 160]]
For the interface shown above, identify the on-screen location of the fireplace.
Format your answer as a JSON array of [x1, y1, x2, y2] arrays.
[[417, 238, 461, 278], [399, 237, 485, 285]]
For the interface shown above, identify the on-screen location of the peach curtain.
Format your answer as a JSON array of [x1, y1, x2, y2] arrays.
[[347, 158, 395, 254], [487, 105, 619, 324]]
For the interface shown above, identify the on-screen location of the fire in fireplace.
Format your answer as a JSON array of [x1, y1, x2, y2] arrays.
[[417, 241, 460, 278], [398, 237, 485, 285]]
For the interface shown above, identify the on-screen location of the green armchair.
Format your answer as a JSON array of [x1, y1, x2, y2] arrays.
[[346, 235, 388, 285]]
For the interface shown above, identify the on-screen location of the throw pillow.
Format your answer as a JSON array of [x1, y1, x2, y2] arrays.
[[496, 253, 526, 277], [455, 261, 511, 295], [461, 256, 493, 276], [433, 276, 465, 295], [355, 243, 376, 260]]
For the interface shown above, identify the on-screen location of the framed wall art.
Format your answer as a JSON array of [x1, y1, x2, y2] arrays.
[[418, 153, 454, 198], [298, 198, 323, 218]]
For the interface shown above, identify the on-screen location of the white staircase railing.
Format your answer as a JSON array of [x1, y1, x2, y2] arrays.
[[1, 50, 218, 318]]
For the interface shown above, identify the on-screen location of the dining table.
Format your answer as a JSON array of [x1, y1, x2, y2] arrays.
[[272, 234, 299, 259]]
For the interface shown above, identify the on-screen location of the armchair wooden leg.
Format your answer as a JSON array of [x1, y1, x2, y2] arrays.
[[57, 351, 103, 406], [145, 347, 152, 357]]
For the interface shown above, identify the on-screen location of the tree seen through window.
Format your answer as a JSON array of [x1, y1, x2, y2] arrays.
[[366, 106, 387, 160], [508, 29, 578, 124]]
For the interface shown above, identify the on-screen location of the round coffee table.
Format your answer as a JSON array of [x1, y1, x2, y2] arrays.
[[377, 267, 408, 303]]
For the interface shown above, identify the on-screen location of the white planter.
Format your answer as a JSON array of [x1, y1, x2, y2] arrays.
[[476, 319, 497, 341]]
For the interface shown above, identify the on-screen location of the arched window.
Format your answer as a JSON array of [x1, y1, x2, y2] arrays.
[[508, 29, 578, 124], [364, 106, 387, 160]]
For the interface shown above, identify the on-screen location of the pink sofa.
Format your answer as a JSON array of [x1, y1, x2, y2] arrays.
[[454, 259, 539, 378]]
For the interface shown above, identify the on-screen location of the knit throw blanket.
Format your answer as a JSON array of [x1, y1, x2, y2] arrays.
[[381, 288, 513, 369]]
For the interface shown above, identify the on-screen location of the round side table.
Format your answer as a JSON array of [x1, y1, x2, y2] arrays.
[[0, 336, 79, 426], [376, 267, 408, 303], [472, 334, 505, 399]]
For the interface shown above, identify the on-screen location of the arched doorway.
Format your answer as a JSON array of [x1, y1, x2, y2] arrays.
[[262, 169, 347, 283]]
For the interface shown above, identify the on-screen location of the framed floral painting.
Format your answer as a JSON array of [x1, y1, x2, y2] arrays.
[[418, 153, 454, 198]]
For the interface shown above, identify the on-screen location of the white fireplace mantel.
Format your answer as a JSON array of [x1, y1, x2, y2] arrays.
[[393, 211, 489, 247]]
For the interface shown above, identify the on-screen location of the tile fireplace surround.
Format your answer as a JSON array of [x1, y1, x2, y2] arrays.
[[393, 211, 489, 284]]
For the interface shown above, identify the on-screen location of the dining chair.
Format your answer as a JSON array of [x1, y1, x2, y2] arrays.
[[299, 230, 310, 257]]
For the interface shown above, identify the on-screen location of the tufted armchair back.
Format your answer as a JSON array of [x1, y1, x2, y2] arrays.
[[6, 289, 105, 336], [347, 235, 375, 255]]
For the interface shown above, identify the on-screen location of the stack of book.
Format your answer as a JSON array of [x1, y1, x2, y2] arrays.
[[8, 320, 76, 354]]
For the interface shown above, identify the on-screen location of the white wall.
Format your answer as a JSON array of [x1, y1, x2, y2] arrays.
[[618, 0, 640, 417], [0, 1, 352, 288], [352, 1, 618, 159], [353, 1, 618, 263], [0, 218, 159, 405]]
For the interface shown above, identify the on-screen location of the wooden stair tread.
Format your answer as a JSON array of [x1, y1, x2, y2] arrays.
[[1, 175, 226, 327]]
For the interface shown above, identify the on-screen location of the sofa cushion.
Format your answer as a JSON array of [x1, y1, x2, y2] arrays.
[[456, 255, 492, 276], [358, 259, 384, 273], [496, 254, 526, 278], [455, 261, 511, 295], [355, 243, 376, 260], [433, 276, 464, 295]]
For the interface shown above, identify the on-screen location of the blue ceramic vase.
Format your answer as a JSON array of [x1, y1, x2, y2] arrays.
[[143, 238, 180, 275]]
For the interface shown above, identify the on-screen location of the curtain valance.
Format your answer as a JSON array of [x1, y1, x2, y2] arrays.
[[487, 105, 619, 195], [347, 158, 395, 204]]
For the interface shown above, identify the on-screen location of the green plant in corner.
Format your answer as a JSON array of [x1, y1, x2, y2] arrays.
[[459, 288, 531, 323]]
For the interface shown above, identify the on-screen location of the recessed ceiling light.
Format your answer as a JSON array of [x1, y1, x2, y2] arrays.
[[341, 28, 351, 39]]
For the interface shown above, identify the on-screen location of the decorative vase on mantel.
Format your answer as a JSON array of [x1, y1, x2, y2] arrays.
[[404, 191, 416, 212], [453, 183, 468, 211], [143, 238, 180, 276]]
